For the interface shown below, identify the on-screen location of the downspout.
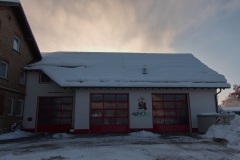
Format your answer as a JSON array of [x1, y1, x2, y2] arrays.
[[215, 89, 222, 113]]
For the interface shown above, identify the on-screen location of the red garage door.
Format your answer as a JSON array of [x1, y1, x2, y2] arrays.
[[152, 94, 190, 132], [37, 97, 73, 132], [90, 94, 129, 133]]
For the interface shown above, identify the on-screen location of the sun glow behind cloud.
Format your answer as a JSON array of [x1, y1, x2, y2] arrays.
[[21, 0, 240, 53], [18, 1, 191, 52], [20, 0, 240, 102]]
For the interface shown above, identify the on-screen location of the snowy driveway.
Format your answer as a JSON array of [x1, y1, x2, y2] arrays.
[[0, 132, 239, 160]]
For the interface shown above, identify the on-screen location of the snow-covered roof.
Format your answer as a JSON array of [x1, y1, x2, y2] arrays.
[[25, 52, 230, 88]]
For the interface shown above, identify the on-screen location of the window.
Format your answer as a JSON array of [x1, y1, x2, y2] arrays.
[[19, 71, 26, 85], [0, 95, 5, 116], [0, 60, 8, 79], [13, 36, 20, 52], [39, 73, 51, 83], [16, 100, 23, 117], [8, 98, 14, 116]]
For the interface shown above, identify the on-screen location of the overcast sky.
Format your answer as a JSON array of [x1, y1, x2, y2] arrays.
[[20, 0, 240, 103]]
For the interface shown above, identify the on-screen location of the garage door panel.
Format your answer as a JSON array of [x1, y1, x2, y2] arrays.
[[37, 124, 71, 132], [152, 94, 190, 132], [90, 93, 129, 133], [153, 124, 189, 132], [116, 102, 128, 109], [37, 97, 73, 132], [91, 125, 129, 133]]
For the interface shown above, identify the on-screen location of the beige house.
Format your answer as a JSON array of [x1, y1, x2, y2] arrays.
[[0, 0, 41, 133]]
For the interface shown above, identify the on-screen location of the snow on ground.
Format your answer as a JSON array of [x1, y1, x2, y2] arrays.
[[52, 133, 74, 139], [128, 130, 159, 138], [1, 119, 240, 160], [0, 130, 34, 140], [0, 130, 240, 160], [204, 114, 240, 146]]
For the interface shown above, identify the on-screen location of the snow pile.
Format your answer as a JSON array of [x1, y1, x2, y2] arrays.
[[204, 115, 240, 145], [128, 130, 159, 138], [0, 131, 34, 140], [52, 133, 73, 139]]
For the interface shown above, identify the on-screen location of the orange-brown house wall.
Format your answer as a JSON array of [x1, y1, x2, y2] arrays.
[[0, 6, 36, 133]]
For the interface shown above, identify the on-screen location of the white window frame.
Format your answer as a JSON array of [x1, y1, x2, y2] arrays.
[[13, 36, 20, 52], [16, 100, 24, 117], [8, 98, 14, 116], [0, 60, 8, 79], [19, 71, 26, 85]]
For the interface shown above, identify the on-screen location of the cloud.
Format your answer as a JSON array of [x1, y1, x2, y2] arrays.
[[20, 0, 240, 53]]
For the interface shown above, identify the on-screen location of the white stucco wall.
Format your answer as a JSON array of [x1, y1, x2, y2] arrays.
[[74, 89, 154, 130], [24, 72, 218, 131], [74, 88, 216, 130], [188, 89, 217, 127], [74, 90, 89, 130], [23, 72, 74, 129]]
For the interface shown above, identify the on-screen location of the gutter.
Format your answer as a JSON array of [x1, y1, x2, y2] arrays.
[[215, 89, 222, 113]]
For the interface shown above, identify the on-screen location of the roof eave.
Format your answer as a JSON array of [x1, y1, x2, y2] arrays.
[[0, 1, 19, 6], [11, 3, 42, 61], [58, 85, 231, 89], [60, 86, 231, 89]]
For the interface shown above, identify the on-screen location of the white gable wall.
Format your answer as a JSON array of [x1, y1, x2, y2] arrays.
[[24, 72, 75, 130], [129, 90, 153, 129], [75, 89, 154, 131], [24, 72, 218, 132], [74, 88, 216, 131], [74, 90, 89, 130], [189, 89, 217, 126], [75, 88, 216, 129]]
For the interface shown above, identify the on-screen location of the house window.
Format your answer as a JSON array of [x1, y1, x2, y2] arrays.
[[152, 94, 189, 125], [19, 71, 26, 85], [0, 60, 8, 79], [90, 94, 129, 126], [39, 73, 51, 83], [16, 100, 24, 117], [13, 36, 20, 52], [8, 98, 14, 116], [0, 95, 5, 116]]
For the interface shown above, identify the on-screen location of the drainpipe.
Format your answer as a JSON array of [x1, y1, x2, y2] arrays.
[[215, 89, 222, 113]]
